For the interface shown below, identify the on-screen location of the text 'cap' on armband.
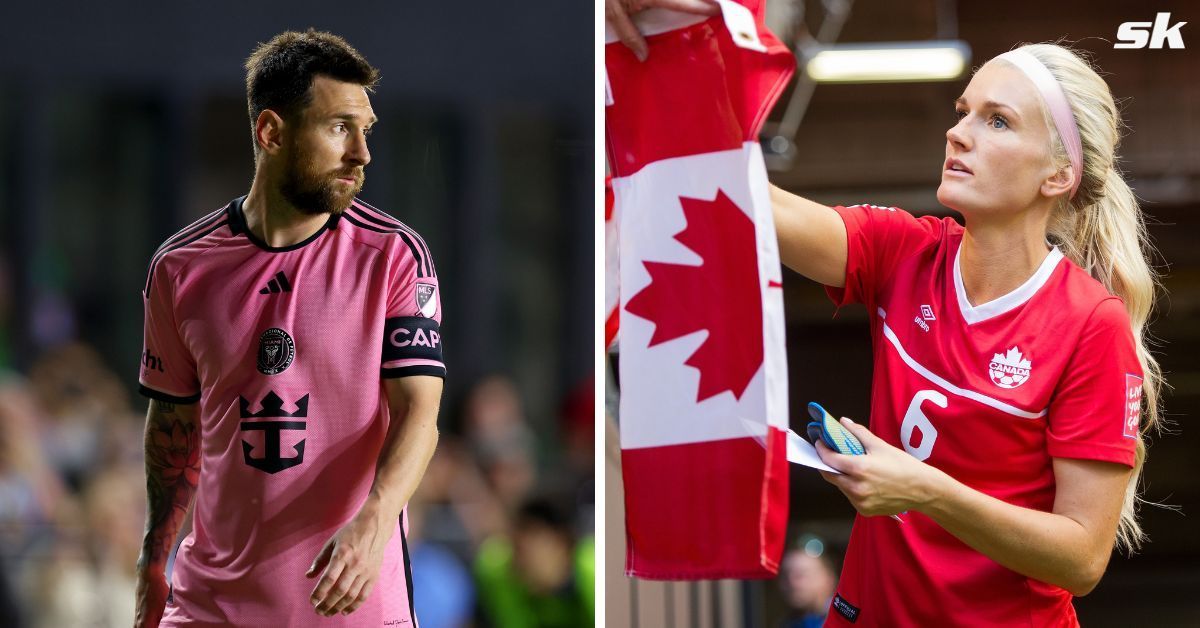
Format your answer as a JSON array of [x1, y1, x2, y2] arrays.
[[381, 316, 446, 378]]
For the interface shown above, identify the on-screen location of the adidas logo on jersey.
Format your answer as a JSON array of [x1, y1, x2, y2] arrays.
[[259, 271, 292, 295], [988, 346, 1032, 389]]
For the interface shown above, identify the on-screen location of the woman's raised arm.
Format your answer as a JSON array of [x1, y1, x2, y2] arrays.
[[770, 184, 849, 287]]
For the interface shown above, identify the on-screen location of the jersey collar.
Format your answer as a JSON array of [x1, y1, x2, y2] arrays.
[[953, 240, 1064, 325], [228, 196, 341, 253]]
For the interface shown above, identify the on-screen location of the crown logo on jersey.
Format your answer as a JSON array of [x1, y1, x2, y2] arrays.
[[988, 346, 1032, 389], [239, 391, 310, 418], [239, 391, 309, 474]]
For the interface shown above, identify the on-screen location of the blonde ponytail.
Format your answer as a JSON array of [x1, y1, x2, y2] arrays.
[[1021, 43, 1163, 552]]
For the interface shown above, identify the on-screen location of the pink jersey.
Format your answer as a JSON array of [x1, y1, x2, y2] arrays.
[[822, 205, 1139, 627], [139, 196, 443, 627]]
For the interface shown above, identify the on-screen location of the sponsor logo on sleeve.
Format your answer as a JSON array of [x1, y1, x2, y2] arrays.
[[1124, 373, 1143, 439], [142, 349, 165, 373]]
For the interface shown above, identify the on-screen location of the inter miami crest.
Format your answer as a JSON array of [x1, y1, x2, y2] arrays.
[[257, 328, 295, 375], [416, 283, 437, 318]]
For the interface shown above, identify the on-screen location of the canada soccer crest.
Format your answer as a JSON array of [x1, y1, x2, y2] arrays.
[[988, 346, 1031, 389]]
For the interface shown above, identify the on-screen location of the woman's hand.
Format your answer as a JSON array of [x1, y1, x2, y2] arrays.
[[815, 417, 943, 517], [817, 417, 1130, 594], [605, 0, 719, 61]]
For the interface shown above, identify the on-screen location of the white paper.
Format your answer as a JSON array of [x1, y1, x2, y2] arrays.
[[738, 417, 840, 474], [740, 420, 903, 520], [786, 428, 840, 473]]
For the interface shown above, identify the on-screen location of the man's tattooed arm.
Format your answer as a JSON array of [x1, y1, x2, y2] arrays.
[[137, 399, 201, 574]]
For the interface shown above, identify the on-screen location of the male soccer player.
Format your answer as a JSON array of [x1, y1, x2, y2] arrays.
[[133, 30, 444, 627]]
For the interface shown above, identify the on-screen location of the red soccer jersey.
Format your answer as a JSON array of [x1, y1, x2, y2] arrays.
[[139, 197, 443, 627], [821, 204, 1140, 627]]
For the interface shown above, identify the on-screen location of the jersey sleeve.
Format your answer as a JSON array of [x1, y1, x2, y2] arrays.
[[139, 259, 201, 404], [1045, 298, 1141, 467], [381, 238, 446, 379], [825, 204, 945, 308]]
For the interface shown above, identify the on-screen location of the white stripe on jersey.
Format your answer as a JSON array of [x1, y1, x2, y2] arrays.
[[878, 307, 1048, 420]]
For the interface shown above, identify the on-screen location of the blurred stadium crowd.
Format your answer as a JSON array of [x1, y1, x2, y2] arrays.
[[0, 341, 594, 627]]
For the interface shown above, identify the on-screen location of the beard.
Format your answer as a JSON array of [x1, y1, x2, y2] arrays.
[[279, 145, 365, 216]]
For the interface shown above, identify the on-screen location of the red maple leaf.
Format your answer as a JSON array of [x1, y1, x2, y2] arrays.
[[625, 189, 764, 402]]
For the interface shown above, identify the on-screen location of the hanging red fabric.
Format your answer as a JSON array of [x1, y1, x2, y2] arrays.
[[606, 0, 795, 579]]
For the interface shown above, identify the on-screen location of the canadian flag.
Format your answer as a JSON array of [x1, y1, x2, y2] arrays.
[[606, 0, 793, 579]]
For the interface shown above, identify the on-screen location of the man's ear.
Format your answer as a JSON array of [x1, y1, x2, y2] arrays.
[[1040, 162, 1075, 200], [255, 110, 287, 156]]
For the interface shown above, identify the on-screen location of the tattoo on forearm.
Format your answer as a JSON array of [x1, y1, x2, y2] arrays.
[[139, 400, 200, 571]]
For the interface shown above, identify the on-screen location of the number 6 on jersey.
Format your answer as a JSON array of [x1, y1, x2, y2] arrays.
[[901, 390, 945, 461]]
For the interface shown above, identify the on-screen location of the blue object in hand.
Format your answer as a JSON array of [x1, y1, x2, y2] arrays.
[[807, 402, 905, 522], [806, 402, 865, 455]]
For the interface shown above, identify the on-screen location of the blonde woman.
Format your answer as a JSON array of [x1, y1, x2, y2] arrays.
[[772, 44, 1161, 626]]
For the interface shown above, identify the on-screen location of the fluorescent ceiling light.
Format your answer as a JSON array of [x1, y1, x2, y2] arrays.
[[805, 41, 971, 83]]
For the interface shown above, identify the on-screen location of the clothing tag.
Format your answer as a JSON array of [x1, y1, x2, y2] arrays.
[[713, 0, 767, 52], [832, 593, 861, 623]]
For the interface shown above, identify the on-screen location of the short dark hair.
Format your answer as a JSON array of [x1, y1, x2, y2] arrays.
[[244, 29, 379, 149]]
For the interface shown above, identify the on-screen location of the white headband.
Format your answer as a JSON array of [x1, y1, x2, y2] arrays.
[[995, 49, 1084, 199]]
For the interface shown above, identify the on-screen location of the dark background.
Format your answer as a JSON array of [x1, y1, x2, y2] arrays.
[[0, 2, 594, 626]]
